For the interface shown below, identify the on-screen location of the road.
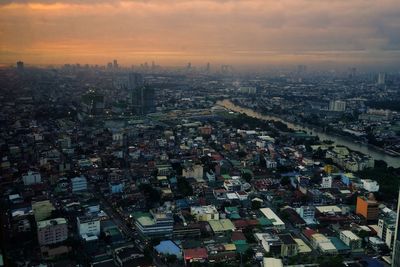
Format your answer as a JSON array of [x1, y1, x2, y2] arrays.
[[90, 183, 137, 238]]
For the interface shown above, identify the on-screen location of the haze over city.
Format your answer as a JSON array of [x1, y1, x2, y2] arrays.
[[2, 1, 400, 267], [1, 0, 400, 68]]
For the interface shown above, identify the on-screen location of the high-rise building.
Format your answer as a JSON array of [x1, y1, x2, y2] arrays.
[[113, 59, 118, 70], [329, 100, 346, 112], [81, 91, 105, 115], [128, 72, 144, 89], [356, 195, 379, 221], [297, 64, 307, 75], [16, 61, 24, 70], [129, 73, 155, 115], [378, 73, 386, 85], [392, 190, 400, 267]]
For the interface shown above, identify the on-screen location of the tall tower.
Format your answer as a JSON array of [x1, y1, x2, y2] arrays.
[[392, 190, 400, 267], [16, 61, 24, 70], [129, 73, 154, 115], [113, 59, 118, 70], [378, 73, 386, 85]]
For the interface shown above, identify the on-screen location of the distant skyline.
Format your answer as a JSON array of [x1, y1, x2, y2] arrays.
[[1, 0, 400, 67]]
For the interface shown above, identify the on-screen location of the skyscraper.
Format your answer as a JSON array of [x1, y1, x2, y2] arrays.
[[128, 73, 155, 115], [378, 73, 386, 85], [16, 61, 24, 70], [113, 59, 118, 70], [392, 190, 400, 267]]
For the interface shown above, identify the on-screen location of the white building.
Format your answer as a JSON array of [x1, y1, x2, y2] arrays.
[[206, 171, 215, 182], [361, 179, 379, 192], [321, 176, 332, 188], [71, 176, 87, 192], [190, 205, 219, 221], [339, 230, 362, 251], [329, 100, 346, 112], [260, 208, 285, 230], [265, 159, 277, 169], [311, 233, 337, 254], [297, 206, 315, 224], [263, 258, 283, 267], [377, 217, 396, 248], [182, 163, 204, 182], [77, 216, 100, 238], [377, 72, 386, 85], [22, 171, 42, 185], [238, 86, 257, 94]]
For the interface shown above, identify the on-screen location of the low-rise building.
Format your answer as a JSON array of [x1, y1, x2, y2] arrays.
[[134, 210, 174, 237], [339, 230, 362, 251], [259, 208, 285, 230], [22, 171, 41, 185], [77, 216, 100, 238], [191, 205, 219, 221], [109, 182, 124, 194], [32, 200, 55, 222], [37, 218, 68, 246], [71, 176, 87, 192]]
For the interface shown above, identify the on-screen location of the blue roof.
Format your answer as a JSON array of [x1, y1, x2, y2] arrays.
[[329, 237, 350, 251], [176, 199, 189, 209], [361, 257, 384, 267], [154, 240, 182, 258]]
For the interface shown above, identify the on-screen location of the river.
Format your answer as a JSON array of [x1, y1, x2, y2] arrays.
[[217, 99, 400, 168]]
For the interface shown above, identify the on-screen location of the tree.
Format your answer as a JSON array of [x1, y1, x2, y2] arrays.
[[251, 200, 261, 210], [177, 177, 193, 197], [166, 254, 177, 266], [242, 172, 252, 183], [280, 176, 291, 186], [139, 184, 161, 205], [241, 248, 255, 263]]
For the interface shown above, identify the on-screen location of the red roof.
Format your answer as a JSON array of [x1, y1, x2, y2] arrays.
[[183, 248, 208, 260], [233, 220, 248, 229], [231, 231, 246, 241], [211, 154, 223, 161], [247, 219, 259, 227], [303, 229, 317, 240]]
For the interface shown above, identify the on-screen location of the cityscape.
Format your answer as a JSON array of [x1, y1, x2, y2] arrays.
[[1, 1, 400, 267]]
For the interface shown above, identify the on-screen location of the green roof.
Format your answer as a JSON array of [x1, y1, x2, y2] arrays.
[[106, 227, 121, 236], [233, 241, 249, 253], [329, 237, 350, 251], [229, 213, 241, 219], [131, 211, 150, 220], [222, 174, 231, 180], [225, 207, 239, 213], [241, 169, 253, 175], [258, 217, 273, 226], [209, 219, 235, 233]]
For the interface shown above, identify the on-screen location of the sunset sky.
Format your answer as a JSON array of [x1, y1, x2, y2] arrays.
[[1, 0, 400, 67]]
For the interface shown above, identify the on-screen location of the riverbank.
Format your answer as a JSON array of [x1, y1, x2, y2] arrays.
[[216, 99, 400, 168]]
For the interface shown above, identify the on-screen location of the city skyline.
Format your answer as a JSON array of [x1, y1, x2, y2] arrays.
[[1, 0, 400, 68]]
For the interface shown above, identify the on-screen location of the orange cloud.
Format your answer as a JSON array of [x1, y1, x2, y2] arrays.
[[1, 0, 400, 66]]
